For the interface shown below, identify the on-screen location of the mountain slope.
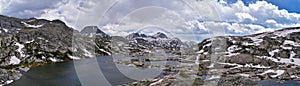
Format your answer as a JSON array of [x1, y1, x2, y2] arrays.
[[196, 27, 300, 82], [0, 15, 111, 85], [124, 32, 183, 56]]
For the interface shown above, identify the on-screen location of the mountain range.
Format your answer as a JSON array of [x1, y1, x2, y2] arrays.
[[0, 14, 300, 85]]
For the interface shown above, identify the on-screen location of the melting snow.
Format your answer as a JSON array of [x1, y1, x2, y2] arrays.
[[9, 56, 21, 65], [269, 49, 280, 56], [228, 37, 237, 44], [291, 75, 299, 78], [274, 29, 300, 37], [225, 52, 240, 57], [49, 58, 59, 62], [6, 80, 14, 84], [206, 75, 221, 80], [258, 56, 300, 66], [283, 40, 300, 47], [2, 28, 8, 32], [260, 69, 285, 78], [21, 21, 44, 28], [290, 51, 296, 58], [218, 62, 270, 69], [207, 63, 215, 68], [281, 45, 292, 50], [68, 55, 81, 60], [239, 73, 250, 77], [250, 64, 271, 69], [227, 45, 241, 52], [83, 49, 93, 57], [99, 49, 111, 55], [15, 43, 25, 57], [149, 79, 164, 86], [25, 39, 35, 43]]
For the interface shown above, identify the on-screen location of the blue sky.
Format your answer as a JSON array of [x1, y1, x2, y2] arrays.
[[0, 0, 300, 41], [224, 0, 300, 13]]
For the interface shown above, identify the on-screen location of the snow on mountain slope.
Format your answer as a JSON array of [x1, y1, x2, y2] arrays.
[[196, 27, 300, 81]]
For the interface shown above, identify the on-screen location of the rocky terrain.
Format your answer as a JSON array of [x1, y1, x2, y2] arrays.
[[111, 32, 184, 56], [126, 27, 300, 86], [1, 14, 300, 86], [0, 15, 111, 85], [196, 27, 300, 83]]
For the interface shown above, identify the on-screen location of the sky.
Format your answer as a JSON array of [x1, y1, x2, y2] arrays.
[[0, 0, 300, 41]]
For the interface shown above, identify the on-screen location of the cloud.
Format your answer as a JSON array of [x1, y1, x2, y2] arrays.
[[39, 0, 80, 28], [0, 0, 66, 18], [1, 0, 300, 41], [98, 0, 300, 41], [192, 0, 300, 36], [235, 12, 257, 23]]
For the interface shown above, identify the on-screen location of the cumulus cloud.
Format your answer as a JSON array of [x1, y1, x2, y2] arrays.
[[1, 0, 300, 41], [0, 0, 67, 18], [39, 0, 80, 28], [193, 0, 300, 36], [99, 0, 300, 41]]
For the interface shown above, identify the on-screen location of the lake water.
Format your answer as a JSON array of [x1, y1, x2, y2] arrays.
[[9, 56, 163, 86], [258, 79, 300, 86], [8, 56, 300, 86]]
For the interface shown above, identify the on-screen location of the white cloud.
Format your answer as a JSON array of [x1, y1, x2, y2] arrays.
[[98, 0, 300, 41], [39, 0, 79, 28], [0, 0, 66, 17], [1, 0, 300, 41], [187, 0, 300, 36], [235, 12, 257, 23]]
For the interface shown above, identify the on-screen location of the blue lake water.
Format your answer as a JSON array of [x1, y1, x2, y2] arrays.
[[9, 56, 300, 86], [10, 56, 162, 86]]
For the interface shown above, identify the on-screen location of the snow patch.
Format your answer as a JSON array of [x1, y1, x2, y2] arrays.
[[239, 73, 250, 77], [283, 40, 300, 47], [6, 80, 14, 84], [259, 69, 285, 78], [290, 51, 296, 58], [207, 63, 215, 68], [9, 56, 21, 65], [99, 49, 111, 55], [15, 42, 25, 57], [218, 62, 270, 69], [225, 52, 240, 57], [257, 56, 300, 66], [274, 29, 300, 37], [227, 45, 241, 52], [83, 49, 93, 57], [25, 39, 35, 43], [281, 45, 292, 50], [21, 21, 44, 28], [49, 58, 59, 62], [149, 79, 164, 86], [269, 49, 280, 57], [68, 55, 81, 60], [3, 28, 8, 32], [206, 75, 221, 80], [291, 75, 299, 78]]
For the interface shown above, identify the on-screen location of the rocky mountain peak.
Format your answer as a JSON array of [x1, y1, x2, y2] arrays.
[[153, 32, 168, 39], [125, 32, 169, 40], [80, 26, 109, 37], [125, 33, 141, 40]]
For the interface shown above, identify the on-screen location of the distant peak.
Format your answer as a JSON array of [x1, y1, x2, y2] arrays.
[[80, 26, 109, 37], [153, 32, 168, 38]]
